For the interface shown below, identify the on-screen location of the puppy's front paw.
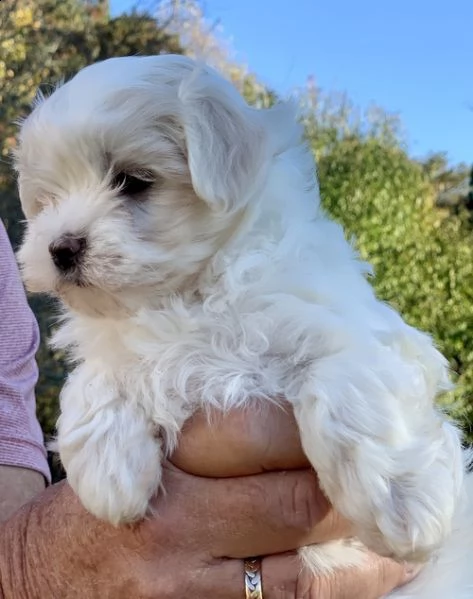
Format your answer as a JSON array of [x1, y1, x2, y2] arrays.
[[295, 357, 463, 563], [360, 465, 460, 562], [58, 412, 163, 525], [76, 455, 162, 525], [65, 437, 163, 525]]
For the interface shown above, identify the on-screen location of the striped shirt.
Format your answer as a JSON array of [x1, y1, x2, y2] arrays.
[[0, 220, 50, 482]]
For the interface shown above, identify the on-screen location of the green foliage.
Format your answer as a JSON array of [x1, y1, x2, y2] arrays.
[[423, 152, 471, 213], [315, 133, 473, 438], [421, 152, 469, 194]]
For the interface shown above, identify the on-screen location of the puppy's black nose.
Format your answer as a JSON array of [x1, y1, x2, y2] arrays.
[[49, 235, 86, 272]]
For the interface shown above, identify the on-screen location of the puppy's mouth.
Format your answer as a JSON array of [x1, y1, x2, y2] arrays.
[[55, 264, 127, 296], [55, 267, 91, 293], [62, 271, 89, 288], [57, 279, 129, 318]]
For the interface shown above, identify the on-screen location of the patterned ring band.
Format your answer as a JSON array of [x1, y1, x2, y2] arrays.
[[244, 557, 263, 599]]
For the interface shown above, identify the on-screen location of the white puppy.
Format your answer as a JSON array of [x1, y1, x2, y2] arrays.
[[15, 55, 473, 597]]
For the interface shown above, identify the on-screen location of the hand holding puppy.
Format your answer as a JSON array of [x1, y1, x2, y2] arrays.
[[0, 406, 416, 599]]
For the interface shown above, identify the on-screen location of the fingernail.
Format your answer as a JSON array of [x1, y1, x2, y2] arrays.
[[403, 563, 423, 583]]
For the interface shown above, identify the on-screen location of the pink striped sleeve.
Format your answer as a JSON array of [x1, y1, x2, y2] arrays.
[[0, 220, 51, 483]]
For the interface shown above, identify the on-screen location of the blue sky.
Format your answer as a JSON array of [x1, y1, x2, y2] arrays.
[[111, 0, 472, 166]]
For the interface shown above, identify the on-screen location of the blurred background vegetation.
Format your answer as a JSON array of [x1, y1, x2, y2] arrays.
[[1, 0, 472, 481]]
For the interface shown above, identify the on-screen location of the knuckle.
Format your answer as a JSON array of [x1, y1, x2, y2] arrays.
[[264, 555, 329, 599], [376, 557, 402, 594], [378, 559, 391, 587], [284, 571, 325, 599], [136, 570, 183, 599], [278, 472, 323, 534]]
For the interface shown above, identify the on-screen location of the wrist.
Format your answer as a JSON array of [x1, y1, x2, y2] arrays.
[[0, 465, 46, 522], [0, 481, 130, 598], [0, 496, 43, 598], [0, 482, 87, 597]]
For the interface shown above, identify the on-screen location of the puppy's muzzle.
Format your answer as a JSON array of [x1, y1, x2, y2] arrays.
[[49, 235, 87, 273]]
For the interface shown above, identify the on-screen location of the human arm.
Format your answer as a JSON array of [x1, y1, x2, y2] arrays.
[[0, 221, 50, 521]]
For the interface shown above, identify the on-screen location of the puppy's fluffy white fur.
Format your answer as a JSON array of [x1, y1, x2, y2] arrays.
[[15, 55, 473, 596]]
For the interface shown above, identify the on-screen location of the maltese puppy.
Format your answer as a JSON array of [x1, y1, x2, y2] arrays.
[[15, 55, 473, 597]]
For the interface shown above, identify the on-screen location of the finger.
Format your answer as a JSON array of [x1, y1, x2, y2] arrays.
[[261, 552, 420, 599], [207, 552, 421, 599], [172, 403, 310, 476], [164, 466, 353, 557]]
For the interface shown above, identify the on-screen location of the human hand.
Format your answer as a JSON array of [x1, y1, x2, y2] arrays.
[[0, 404, 419, 598], [172, 404, 422, 597]]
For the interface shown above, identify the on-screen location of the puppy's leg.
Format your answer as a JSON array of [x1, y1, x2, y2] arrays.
[[293, 349, 463, 561], [57, 370, 163, 525]]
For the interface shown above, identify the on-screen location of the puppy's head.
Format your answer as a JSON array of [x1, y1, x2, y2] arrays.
[[15, 55, 291, 316]]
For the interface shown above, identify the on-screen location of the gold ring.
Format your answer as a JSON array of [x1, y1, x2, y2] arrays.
[[244, 557, 263, 599]]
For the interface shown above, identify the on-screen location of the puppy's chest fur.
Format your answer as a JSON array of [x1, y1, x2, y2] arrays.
[[56, 258, 437, 453], [61, 290, 333, 419]]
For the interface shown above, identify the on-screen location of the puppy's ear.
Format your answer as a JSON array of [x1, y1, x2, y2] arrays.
[[178, 68, 268, 213]]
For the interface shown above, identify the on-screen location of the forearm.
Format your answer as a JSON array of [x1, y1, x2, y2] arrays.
[[0, 466, 45, 522], [0, 221, 51, 495], [0, 481, 111, 599], [0, 483, 66, 599]]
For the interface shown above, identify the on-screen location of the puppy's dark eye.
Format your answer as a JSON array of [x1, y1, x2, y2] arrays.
[[112, 172, 153, 197]]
